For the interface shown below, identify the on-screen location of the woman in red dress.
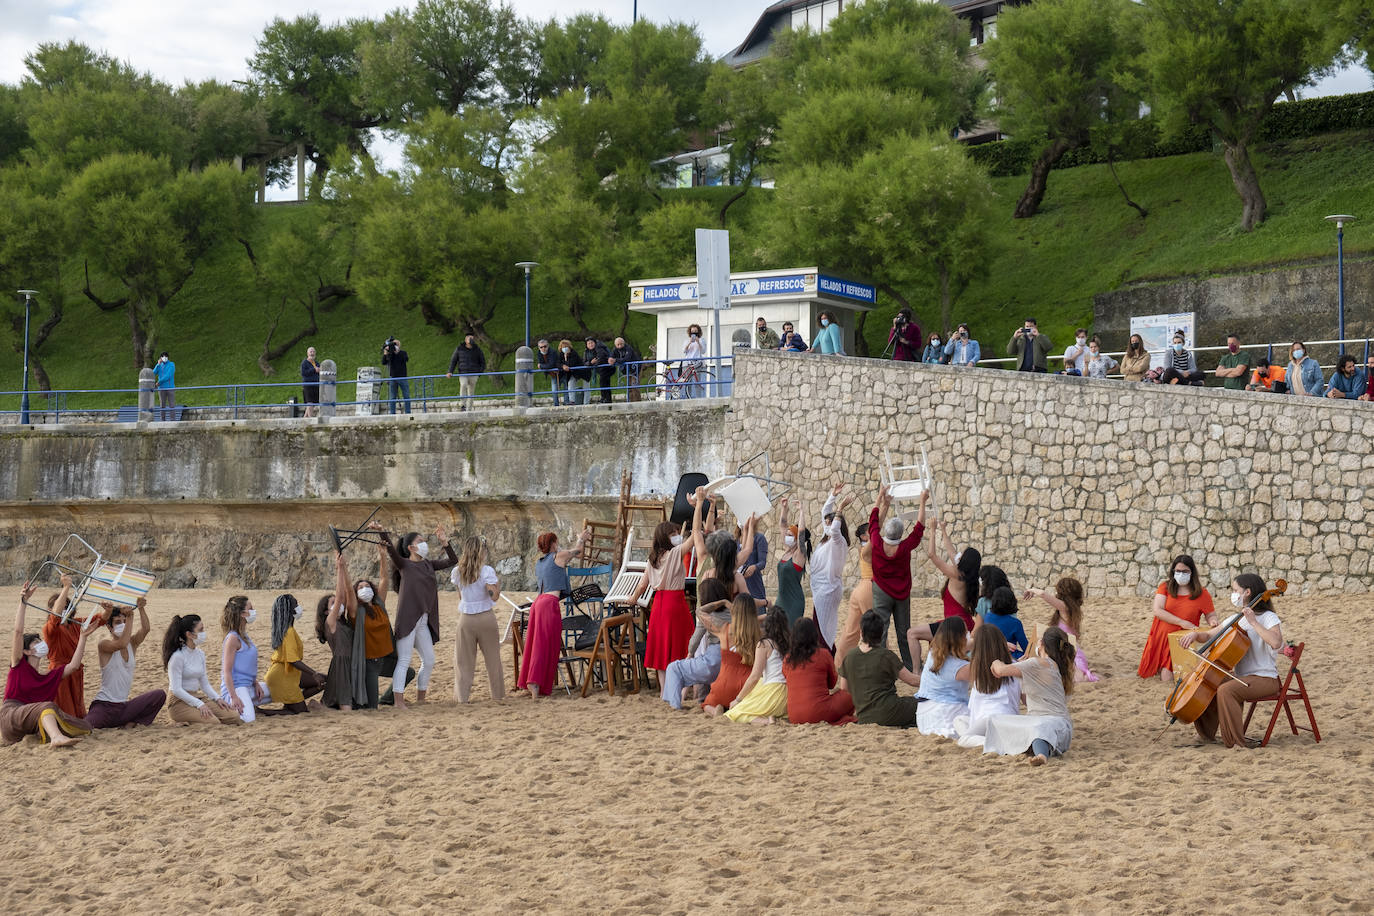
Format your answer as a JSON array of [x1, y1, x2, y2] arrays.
[[784, 617, 855, 725], [1138, 554, 1218, 682], [631, 514, 696, 680]]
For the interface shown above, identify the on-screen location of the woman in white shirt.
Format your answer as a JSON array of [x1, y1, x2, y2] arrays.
[[1178, 573, 1283, 749], [451, 536, 507, 702], [86, 598, 166, 729], [807, 484, 855, 650], [683, 323, 705, 398], [161, 614, 241, 725]]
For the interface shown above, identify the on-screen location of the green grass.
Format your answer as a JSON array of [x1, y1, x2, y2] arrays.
[[6, 129, 1374, 410]]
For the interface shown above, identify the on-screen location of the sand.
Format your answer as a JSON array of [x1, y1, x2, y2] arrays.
[[1, 585, 1369, 915]]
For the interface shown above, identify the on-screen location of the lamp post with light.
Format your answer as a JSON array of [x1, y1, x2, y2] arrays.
[[1325, 215, 1356, 355], [16, 289, 36, 424], [515, 261, 538, 348]]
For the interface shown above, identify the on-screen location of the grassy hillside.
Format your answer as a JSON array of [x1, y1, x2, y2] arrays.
[[4, 129, 1373, 410]]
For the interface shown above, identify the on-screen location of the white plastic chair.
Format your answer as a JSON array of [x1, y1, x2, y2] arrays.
[[881, 447, 938, 521]]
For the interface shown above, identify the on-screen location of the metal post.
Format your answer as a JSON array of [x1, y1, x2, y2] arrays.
[[515, 345, 534, 408], [319, 359, 337, 419], [17, 290, 35, 424], [1338, 224, 1346, 356], [516, 262, 538, 349]]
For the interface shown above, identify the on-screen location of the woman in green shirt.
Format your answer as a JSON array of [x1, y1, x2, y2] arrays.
[[837, 610, 923, 727], [774, 496, 807, 625]]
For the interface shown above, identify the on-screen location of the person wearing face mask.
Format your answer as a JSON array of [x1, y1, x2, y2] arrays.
[[375, 523, 458, 710], [943, 323, 980, 367], [921, 332, 946, 364], [40, 573, 107, 719], [774, 497, 808, 626], [812, 311, 844, 355], [3, 581, 94, 746], [1061, 328, 1091, 376], [1246, 357, 1286, 393], [630, 511, 698, 682], [1138, 554, 1218, 682], [833, 522, 873, 674], [162, 613, 241, 725], [1083, 336, 1118, 379], [318, 551, 369, 711], [868, 485, 928, 671], [87, 597, 166, 729], [219, 595, 281, 722], [1120, 335, 1152, 382], [682, 324, 706, 398], [1285, 341, 1324, 396], [556, 338, 587, 406], [265, 593, 326, 714], [807, 483, 855, 649], [1178, 573, 1285, 749], [340, 539, 411, 709], [1159, 332, 1204, 385], [1214, 334, 1250, 391], [1324, 353, 1367, 399]]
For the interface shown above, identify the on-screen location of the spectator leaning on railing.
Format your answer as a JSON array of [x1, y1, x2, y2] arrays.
[[1007, 319, 1051, 372], [1120, 335, 1151, 382], [1061, 328, 1090, 376], [778, 321, 808, 352], [1159, 332, 1205, 385], [1325, 354, 1367, 399], [585, 336, 614, 404], [813, 311, 844, 355], [153, 351, 176, 420], [921, 331, 946, 364], [447, 333, 486, 411], [943, 324, 980, 367], [1214, 334, 1250, 391], [536, 339, 561, 406], [1362, 356, 1374, 402], [1246, 358, 1286, 393], [755, 317, 780, 350], [610, 337, 641, 402], [1285, 341, 1324, 397], [1083, 337, 1118, 379]]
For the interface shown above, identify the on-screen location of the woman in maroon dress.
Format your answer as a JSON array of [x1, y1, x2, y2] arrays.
[[2, 582, 93, 747]]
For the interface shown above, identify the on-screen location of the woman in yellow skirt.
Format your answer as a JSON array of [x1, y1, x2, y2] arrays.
[[725, 607, 791, 724]]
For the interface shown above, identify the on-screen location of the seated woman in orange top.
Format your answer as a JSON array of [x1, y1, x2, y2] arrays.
[[40, 574, 108, 719], [783, 617, 855, 725], [1138, 554, 1218, 682]]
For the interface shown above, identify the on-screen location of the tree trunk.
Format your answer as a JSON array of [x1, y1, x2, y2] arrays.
[[937, 263, 952, 339], [1014, 138, 1073, 219], [854, 311, 869, 357], [1222, 138, 1266, 231], [1105, 152, 1147, 219]]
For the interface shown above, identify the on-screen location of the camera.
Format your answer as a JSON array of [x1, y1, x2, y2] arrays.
[[383, 336, 398, 355], [1022, 327, 1033, 337], [894, 313, 908, 328]]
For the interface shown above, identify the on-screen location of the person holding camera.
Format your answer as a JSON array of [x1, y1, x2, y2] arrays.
[[944, 324, 981, 367], [1007, 319, 1052, 372], [153, 351, 176, 420], [683, 324, 706, 398], [446, 333, 486, 411], [888, 308, 922, 362], [381, 337, 411, 414]]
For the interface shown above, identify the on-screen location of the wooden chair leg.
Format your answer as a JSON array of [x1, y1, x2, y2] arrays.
[[1295, 670, 1321, 742]]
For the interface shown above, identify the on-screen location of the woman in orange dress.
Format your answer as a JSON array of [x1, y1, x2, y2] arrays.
[[1137, 554, 1218, 682], [702, 596, 761, 714]]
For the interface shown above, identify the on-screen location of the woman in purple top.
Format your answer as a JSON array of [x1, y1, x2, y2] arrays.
[[889, 308, 922, 362]]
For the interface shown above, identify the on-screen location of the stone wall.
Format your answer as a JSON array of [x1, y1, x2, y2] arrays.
[[0, 402, 729, 590], [728, 349, 1374, 596], [1094, 257, 1374, 364]]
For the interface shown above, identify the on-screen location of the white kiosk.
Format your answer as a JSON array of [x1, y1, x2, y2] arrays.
[[627, 267, 877, 368]]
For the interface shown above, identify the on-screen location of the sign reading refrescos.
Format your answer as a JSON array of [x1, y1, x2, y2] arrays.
[[630, 271, 874, 306]]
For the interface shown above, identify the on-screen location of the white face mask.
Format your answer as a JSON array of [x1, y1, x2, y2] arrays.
[[415, 541, 430, 560], [1230, 591, 1244, 608], [246, 608, 257, 625], [783, 535, 796, 547], [669, 534, 683, 547], [112, 623, 126, 637], [1174, 571, 1191, 585], [561, 347, 570, 354], [194, 630, 207, 647], [32, 640, 49, 659], [357, 586, 375, 604], [1076, 336, 1086, 345], [293, 605, 304, 620]]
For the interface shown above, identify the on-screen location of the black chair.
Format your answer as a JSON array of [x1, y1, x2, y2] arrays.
[[670, 473, 711, 524]]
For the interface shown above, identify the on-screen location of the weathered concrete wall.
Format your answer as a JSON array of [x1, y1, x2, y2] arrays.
[[0, 403, 729, 590], [729, 349, 1374, 597], [1094, 257, 1374, 363]]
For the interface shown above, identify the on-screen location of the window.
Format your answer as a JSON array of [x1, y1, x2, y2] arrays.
[[822, 0, 841, 27]]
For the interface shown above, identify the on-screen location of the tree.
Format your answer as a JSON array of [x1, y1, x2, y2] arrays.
[[179, 80, 270, 170], [985, 0, 1144, 218], [0, 181, 67, 392], [64, 154, 257, 368], [1136, 0, 1344, 230]]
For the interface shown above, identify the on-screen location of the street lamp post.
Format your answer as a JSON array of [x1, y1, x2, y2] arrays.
[[1325, 215, 1357, 355], [515, 262, 538, 348], [16, 289, 36, 424]]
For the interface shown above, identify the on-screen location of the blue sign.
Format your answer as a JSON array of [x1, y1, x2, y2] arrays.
[[632, 270, 875, 305], [818, 274, 877, 304]]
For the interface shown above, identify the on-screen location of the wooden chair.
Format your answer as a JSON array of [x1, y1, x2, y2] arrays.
[[1243, 642, 1320, 747], [576, 612, 641, 697]]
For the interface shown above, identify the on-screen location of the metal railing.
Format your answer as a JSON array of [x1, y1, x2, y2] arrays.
[[0, 356, 736, 424]]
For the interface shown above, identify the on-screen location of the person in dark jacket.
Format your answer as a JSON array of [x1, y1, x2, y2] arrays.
[[381, 337, 411, 414], [300, 346, 321, 418], [584, 336, 614, 404], [447, 333, 487, 411], [557, 339, 587, 405], [610, 337, 642, 402], [888, 309, 922, 362], [778, 321, 808, 352], [535, 339, 561, 406]]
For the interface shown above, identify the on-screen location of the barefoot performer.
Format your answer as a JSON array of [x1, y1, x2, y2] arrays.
[[3, 582, 93, 746]]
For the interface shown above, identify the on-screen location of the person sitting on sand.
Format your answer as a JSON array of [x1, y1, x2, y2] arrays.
[[2, 582, 93, 746], [837, 610, 922, 728], [87, 597, 166, 729], [1178, 573, 1284, 750], [953, 623, 1021, 750], [41, 573, 107, 719], [266, 594, 325, 714], [163, 614, 241, 726], [783, 617, 855, 725], [1024, 576, 1098, 681], [219, 595, 281, 722], [703, 595, 763, 716], [723, 606, 791, 724], [974, 565, 1012, 621], [983, 627, 1076, 765], [661, 579, 731, 710], [1139, 554, 1217, 682], [916, 616, 971, 738], [982, 586, 1028, 658]]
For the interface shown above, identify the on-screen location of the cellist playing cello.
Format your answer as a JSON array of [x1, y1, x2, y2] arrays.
[[1178, 573, 1284, 749]]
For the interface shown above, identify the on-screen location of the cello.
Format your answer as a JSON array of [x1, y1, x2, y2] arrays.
[[1165, 578, 1287, 724]]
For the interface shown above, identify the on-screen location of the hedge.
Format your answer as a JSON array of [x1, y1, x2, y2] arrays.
[[968, 90, 1374, 177]]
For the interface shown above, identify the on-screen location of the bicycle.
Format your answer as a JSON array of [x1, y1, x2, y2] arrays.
[[659, 361, 716, 400]]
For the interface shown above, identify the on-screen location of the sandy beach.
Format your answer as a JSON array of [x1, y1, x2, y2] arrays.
[[2, 585, 1368, 914]]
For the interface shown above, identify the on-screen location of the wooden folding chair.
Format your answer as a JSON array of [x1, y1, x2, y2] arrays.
[[576, 613, 641, 697], [579, 519, 618, 569], [1243, 642, 1321, 747]]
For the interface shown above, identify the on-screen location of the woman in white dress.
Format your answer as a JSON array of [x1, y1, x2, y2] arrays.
[[806, 484, 854, 649], [984, 627, 1076, 765], [954, 621, 1022, 749]]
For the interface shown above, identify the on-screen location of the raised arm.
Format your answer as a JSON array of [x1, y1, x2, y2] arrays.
[[372, 522, 404, 567], [778, 495, 790, 531], [12, 582, 36, 667], [62, 624, 92, 679], [738, 514, 758, 567], [52, 573, 73, 618], [336, 551, 356, 616], [431, 526, 459, 572], [376, 542, 390, 605], [926, 518, 959, 578], [1025, 587, 1068, 617], [691, 486, 709, 560], [96, 603, 134, 656], [555, 528, 591, 568], [132, 597, 151, 648]]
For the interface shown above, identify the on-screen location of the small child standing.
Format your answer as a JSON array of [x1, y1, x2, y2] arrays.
[[1025, 577, 1099, 682]]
